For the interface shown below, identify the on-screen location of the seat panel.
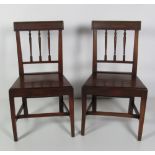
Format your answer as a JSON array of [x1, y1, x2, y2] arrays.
[[10, 73, 72, 89], [84, 72, 147, 89]]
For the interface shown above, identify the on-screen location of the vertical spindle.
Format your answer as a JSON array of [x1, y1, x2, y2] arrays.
[[104, 30, 107, 61], [114, 30, 117, 61], [38, 30, 42, 61], [123, 30, 126, 61], [29, 31, 33, 62], [48, 30, 51, 61]]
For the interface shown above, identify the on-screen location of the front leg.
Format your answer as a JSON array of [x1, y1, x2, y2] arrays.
[[138, 95, 147, 141], [9, 93, 18, 141]]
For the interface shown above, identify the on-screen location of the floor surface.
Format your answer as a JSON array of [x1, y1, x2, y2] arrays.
[[0, 97, 155, 150]]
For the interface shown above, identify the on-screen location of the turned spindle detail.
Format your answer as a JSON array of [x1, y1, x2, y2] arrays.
[[123, 30, 126, 61], [15, 21, 64, 65], [114, 30, 117, 61], [48, 30, 51, 61], [29, 31, 33, 62], [104, 30, 107, 61], [38, 30, 42, 61]]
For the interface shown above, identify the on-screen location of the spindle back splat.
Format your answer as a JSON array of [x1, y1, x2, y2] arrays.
[[92, 21, 141, 78], [14, 21, 64, 75]]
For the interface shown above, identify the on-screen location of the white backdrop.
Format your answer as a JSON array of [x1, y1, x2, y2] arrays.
[[1, 4, 155, 150], [0, 4, 154, 99]]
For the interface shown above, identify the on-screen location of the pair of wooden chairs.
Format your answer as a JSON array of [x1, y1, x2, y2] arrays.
[[9, 21, 147, 142]]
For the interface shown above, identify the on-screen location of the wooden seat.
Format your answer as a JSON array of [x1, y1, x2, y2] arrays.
[[81, 21, 148, 141], [11, 73, 72, 90], [9, 21, 74, 141], [10, 73, 73, 97], [84, 72, 146, 89]]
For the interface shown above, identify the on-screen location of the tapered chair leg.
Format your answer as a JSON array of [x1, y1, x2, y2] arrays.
[[128, 97, 134, 114], [92, 95, 97, 112], [9, 94, 18, 141], [138, 95, 147, 141], [69, 93, 75, 137], [81, 94, 87, 136], [22, 97, 28, 116], [59, 96, 64, 112]]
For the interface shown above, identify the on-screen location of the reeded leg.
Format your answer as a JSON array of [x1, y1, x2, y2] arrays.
[[92, 95, 97, 112], [9, 94, 18, 141], [22, 97, 28, 116], [128, 97, 134, 114], [69, 93, 75, 137], [138, 95, 147, 141], [81, 94, 87, 136], [59, 96, 64, 112]]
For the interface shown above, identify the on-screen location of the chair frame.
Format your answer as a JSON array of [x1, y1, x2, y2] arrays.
[[81, 21, 148, 141], [9, 21, 75, 141]]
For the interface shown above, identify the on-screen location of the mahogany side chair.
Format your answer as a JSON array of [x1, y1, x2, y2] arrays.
[[81, 21, 148, 141], [9, 21, 74, 141]]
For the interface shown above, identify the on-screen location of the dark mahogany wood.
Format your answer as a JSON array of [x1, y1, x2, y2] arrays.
[[92, 21, 141, 30], [48, 30, 51, 61], [29, 31, 33, 62], [14, 21, 63, 31], [123, 30, 126, 61], [81, 21, 148, 141], [104, 30, 107, 60], [114, 30, 117, 61], [9, 21, 74, 141]]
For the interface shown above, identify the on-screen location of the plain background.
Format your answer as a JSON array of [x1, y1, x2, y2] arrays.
[[0, 4, 155, 99], [0, 4, 155, 150]]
